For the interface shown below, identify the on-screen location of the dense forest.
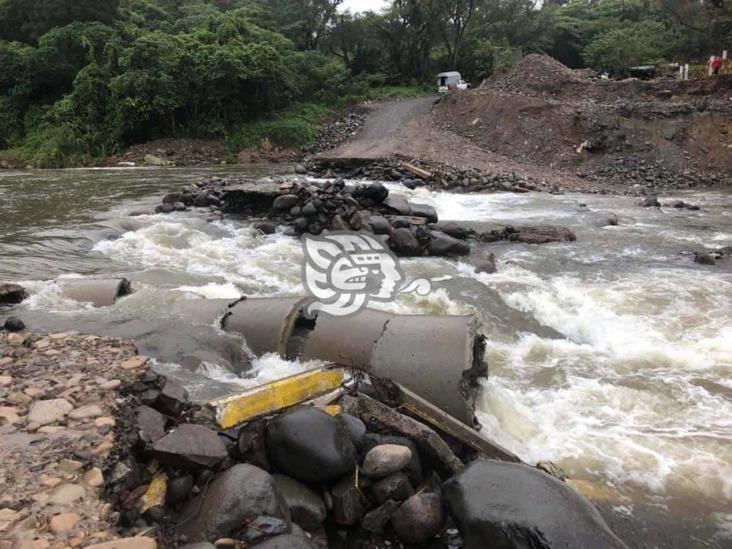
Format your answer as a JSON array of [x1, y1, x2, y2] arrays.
[[0, 0, 729, 166]]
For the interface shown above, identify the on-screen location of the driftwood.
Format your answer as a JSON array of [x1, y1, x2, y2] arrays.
[[400, 161, 433, 180]]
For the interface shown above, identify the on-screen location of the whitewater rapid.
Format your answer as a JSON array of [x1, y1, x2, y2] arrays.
[[2, 168, 730, 544]]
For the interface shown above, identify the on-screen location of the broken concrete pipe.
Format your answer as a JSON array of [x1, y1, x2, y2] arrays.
[[61, 278, 132, 307], [219, 297, 485, 427]]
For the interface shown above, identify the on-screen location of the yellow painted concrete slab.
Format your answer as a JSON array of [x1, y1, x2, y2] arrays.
[[212, 368, 345, 429], [140, 473, 167, 513]]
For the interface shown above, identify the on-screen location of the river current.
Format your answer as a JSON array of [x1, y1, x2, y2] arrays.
[[1, 166, 731, 547]]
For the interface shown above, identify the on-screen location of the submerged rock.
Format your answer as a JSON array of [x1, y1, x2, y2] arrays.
[[442, 460, 628, 549], [266, 406, 356, 484], [177, 464, 290, 542], [0, 283, 28, 305], [3, 316, 25, 332], [427, 231, 470, 256]]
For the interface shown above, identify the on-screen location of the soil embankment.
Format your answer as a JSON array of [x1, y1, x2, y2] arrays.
[[318, 55, 732, 191]]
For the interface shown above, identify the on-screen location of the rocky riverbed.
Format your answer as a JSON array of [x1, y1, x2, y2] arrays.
[[0, 329, 630, 549]]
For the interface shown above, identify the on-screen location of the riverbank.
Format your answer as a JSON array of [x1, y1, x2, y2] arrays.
[[1, 329, 631, 548], [0, 331, 151, 548]]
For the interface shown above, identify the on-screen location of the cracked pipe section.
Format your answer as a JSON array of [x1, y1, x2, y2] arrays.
[[218, 297, 485, 426]]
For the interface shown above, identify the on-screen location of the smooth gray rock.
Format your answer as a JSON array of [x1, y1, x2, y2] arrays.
[[273, 475, 327, 530], [382, 195, 412, 215], [361, 434, 422, 484], [366, 215, 391, 234], [266, 406, 356, 484], [362, 444, 412, 478], [177, 464, 290, 542], [409, 203, 438, 223], [442, 460, 628, 549], [273, 194, 300, 211], [391, 492, 444, 544], [152, 424, 227, 470]]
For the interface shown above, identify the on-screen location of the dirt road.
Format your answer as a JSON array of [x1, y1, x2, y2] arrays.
[[319, 96, 437, 161], [319, 94, 586, 188]]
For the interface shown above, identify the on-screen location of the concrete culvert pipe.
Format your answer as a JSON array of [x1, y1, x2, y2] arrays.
[[221, 297, 307, 357], [215, 296, 486, 426], [61, 278, 132, 307], [302, 311, 485, 426]]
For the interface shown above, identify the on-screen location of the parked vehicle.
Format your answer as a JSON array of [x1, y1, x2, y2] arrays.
[[437, 71, 469, 93]]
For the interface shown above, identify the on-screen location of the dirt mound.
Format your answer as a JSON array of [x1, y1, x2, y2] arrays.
[[485, 54, 583, 96], [435, 74, 732, 189]]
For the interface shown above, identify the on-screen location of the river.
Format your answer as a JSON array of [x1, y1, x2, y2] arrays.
[[1, 166, 731, 547]]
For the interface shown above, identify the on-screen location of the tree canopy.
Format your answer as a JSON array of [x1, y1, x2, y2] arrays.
[[1, 0, 729, 165]]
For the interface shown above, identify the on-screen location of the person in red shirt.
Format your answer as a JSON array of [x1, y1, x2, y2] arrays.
[[710, 56, 723, 76]]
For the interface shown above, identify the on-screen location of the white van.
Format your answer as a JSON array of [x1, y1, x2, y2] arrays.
[[437, 71, 469, 93]]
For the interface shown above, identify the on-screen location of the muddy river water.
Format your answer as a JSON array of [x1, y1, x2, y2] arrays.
[[1, 166, 731, 547]]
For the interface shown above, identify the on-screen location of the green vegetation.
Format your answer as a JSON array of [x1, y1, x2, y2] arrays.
[[0, 0, 729, 167]]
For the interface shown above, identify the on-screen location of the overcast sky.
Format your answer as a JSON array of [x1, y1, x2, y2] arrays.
[[340, 0, 389, 13]]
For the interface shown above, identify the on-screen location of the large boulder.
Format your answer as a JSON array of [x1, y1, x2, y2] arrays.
[[389, 228, 422, 256], [273, 194, 300, 211], [152, 424, 228, 470], [409, 203, 438, 223], [177, 464, 290, 542], [427, 231, 470, 256], [382, 195, 412, 215], [362, 183, 389, 203], [0, 283, 28, 306], [273, 475, 327, 530], [442, 460, 628, 549], [366, 215, 391, 235], [266, 407, 356, 484]]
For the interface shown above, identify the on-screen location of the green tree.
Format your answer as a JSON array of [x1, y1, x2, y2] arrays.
[[583, 20, 678, 74], [0, 0, 119, 43]]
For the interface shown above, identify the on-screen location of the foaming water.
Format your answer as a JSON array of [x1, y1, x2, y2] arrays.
[[2, 169, 731, 545]]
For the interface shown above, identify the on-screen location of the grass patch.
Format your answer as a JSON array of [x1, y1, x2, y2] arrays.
[[225, 103, 330, 150]]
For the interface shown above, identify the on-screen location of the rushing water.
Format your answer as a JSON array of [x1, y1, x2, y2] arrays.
[[1, 167, 731, 547]]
